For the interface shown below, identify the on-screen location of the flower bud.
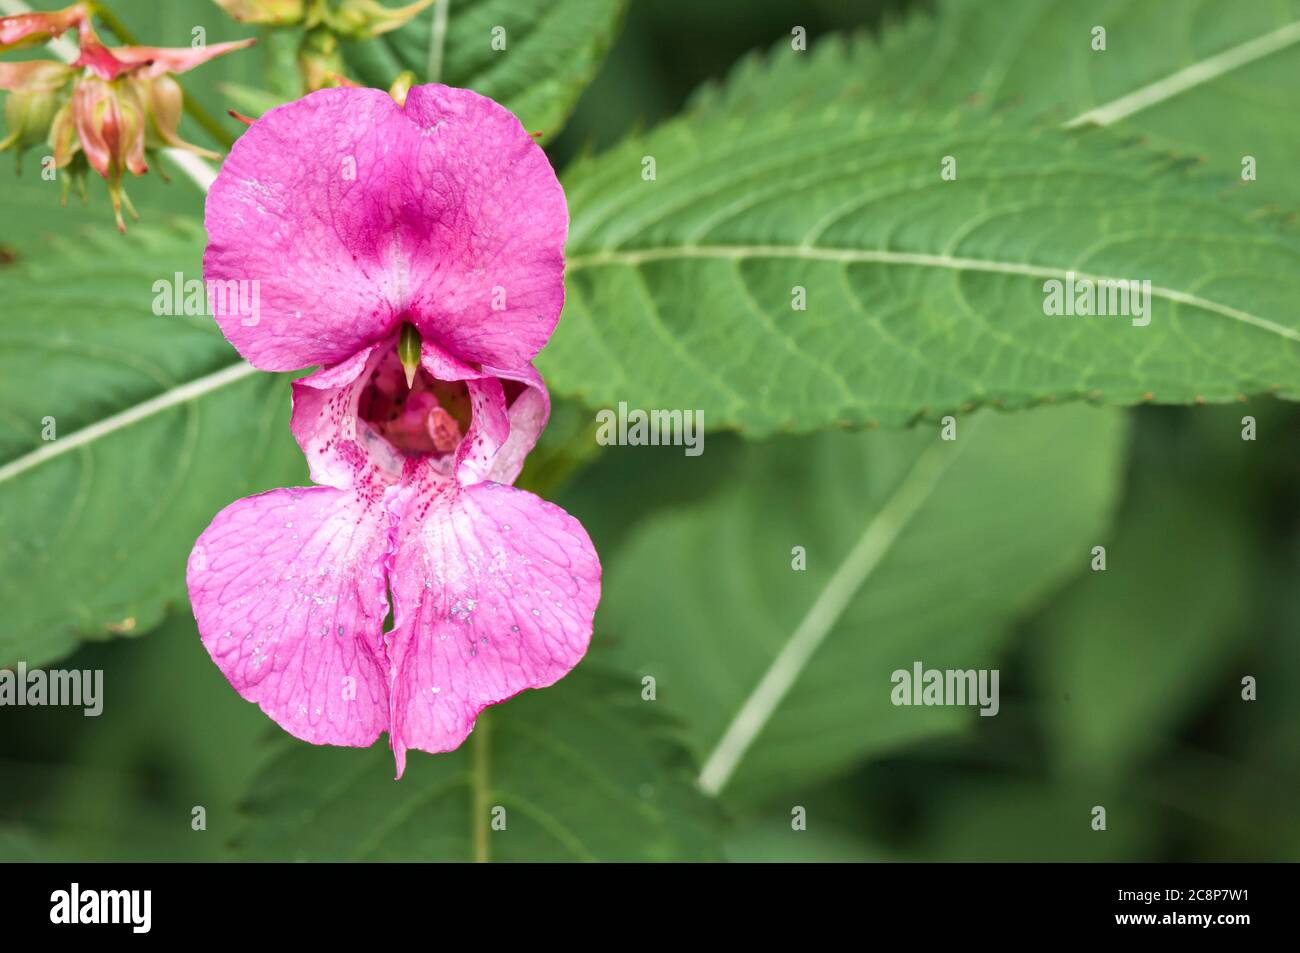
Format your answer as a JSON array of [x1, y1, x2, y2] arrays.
[[388, 70, 415, 107], [0, 61, 73, 169], [71, 75, 147, 231], [47, 101, 88, 207], [327, 0, 436, 40], [298, 26, 351, 90], [137, 74, 218, 158], [47, 99, 79, 167], [0, 7, 253, 230], [212, 0, 304, 26]]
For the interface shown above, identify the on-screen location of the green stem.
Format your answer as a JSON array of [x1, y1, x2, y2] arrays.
[[471, 710, 491, 863], [88, 1, 236, 150]]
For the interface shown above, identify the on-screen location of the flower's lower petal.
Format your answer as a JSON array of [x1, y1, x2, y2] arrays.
[[385, 480, 600, 777], [188, 485, 394, 747]]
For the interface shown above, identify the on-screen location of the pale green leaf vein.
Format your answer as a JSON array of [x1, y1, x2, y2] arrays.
[[566, 245, 1300, 344]]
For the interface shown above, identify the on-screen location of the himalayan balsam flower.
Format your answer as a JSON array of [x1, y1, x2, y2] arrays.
[[189, 85, 600, 777], [0, 2, 253, 229]]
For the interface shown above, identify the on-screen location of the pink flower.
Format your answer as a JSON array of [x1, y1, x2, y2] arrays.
[[188, 85, 600, 778]]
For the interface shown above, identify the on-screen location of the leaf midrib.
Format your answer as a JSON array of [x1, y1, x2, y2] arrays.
[[0, 361, 258, 486], [1064, 19, 1300, 128], [566, 244, 1300, 344], [695, 425, 977, 796]]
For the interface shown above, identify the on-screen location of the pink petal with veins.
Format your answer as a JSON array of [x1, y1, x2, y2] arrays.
[[203, 84, 566, 372], [384, 479, 600, 777], [187, 485, 395, 748]]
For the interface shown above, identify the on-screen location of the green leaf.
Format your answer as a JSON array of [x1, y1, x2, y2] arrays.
[[598, 403, 1127, 803], [21, 613, 273, 861], [233, 669, 723, 861], [0, 223, 306, 667], [341, 0, 627, 143], [0, 154, 206, 256], [914, 779, 1159, 861], [0, 822, 54, 861], [1033, 406, 1255, 781], [544, 106, 1300, 435], [725, 816, 885, 863], [723, 775, 896, 861], [693, 0, 1300, 210]]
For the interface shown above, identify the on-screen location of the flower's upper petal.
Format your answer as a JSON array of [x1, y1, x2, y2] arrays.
[[385, 479, 600, 777], [187, 484, 394, 747], [204, 87, 410, 370], [204, 84, 566, 373], [399, 84, 568, 369]]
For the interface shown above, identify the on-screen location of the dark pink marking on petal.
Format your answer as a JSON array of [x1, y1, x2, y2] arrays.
[[291, 344, 408, 492], [453, 376, 510, 486]]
